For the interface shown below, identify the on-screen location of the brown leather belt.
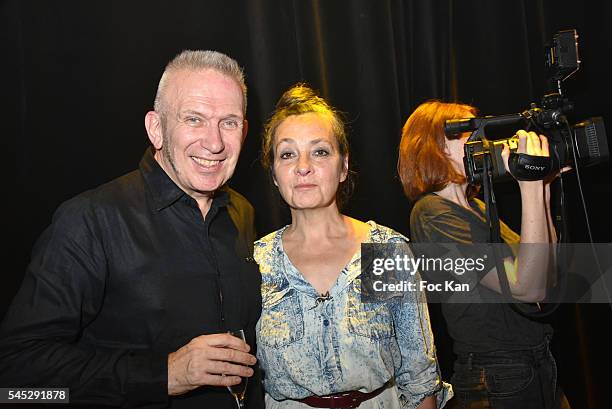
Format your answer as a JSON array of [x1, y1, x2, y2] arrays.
[[296, 380, 391, 408]]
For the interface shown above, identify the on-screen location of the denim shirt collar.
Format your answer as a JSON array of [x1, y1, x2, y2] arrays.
[[271, 221, 377, 299]]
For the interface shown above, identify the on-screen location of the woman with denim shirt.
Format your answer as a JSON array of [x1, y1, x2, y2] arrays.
[[254, 84, 451, 409]]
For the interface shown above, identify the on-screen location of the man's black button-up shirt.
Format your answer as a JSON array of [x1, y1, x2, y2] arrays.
[[0, 149, 263, 409]]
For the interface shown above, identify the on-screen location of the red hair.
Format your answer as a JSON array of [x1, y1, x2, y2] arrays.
[[397, 100, 478, 200]]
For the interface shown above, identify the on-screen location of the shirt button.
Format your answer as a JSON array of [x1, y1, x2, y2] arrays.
[[323, 319, 330, 326]]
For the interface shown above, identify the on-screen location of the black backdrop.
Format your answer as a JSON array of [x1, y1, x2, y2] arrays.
[[3, 1, 612, 408]]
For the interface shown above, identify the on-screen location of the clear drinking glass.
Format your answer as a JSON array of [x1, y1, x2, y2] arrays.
[[226, 329, 248, 409]]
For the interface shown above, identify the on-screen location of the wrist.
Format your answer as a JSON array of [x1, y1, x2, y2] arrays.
[[518, 179, 544, 191], [167, 352, 188, 396], [519, 181, 546, 204]]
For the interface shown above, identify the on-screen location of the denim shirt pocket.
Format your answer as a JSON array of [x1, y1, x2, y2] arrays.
[[258, 291, 305, 348], [346, 288, 395, 340]]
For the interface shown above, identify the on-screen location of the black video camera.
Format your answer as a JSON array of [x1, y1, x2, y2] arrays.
[[444, 29, 609, 185]]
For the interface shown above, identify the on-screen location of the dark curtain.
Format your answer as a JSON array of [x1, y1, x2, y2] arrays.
[[3, 1, 611, 408]]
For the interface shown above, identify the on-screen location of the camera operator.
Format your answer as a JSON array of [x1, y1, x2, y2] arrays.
[[397, 100, 570, 409]]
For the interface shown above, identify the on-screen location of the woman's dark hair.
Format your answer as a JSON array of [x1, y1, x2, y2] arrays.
[[397, 100, 478, 200], [261, 83, 354, 208]]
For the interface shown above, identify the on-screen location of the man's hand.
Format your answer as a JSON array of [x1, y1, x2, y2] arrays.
[[167, 333, 257, 396]]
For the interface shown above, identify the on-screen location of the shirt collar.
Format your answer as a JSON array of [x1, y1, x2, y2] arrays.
[[272, 221, 375, 298], [139, 147, 229, 212]]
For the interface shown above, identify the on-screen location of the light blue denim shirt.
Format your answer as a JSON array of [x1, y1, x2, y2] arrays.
[[254, 221, 452, 408]]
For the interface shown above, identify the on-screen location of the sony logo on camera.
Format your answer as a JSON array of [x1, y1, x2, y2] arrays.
[[525, 164, 546, 171]]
